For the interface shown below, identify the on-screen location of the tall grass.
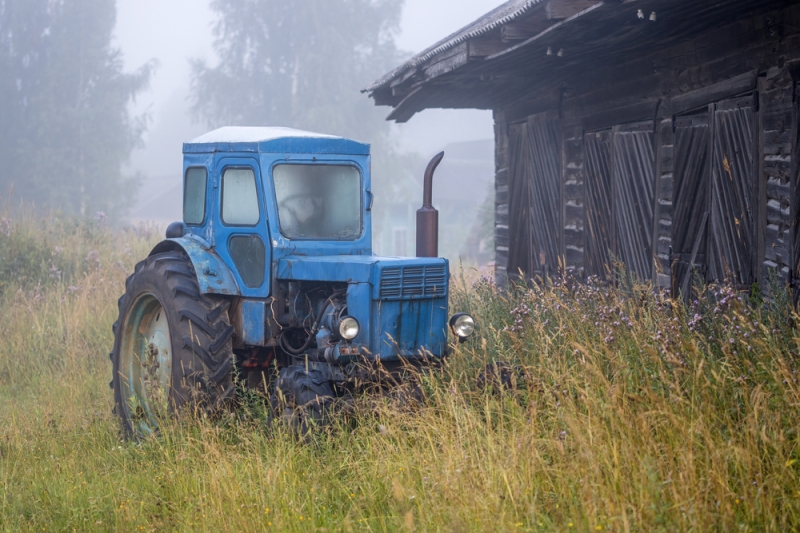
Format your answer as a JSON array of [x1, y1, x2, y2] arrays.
[[0, 210, 798, 532]]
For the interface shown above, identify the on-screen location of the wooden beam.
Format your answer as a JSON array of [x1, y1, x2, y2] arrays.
[[386, 87, 424, 123], [469, 35, 510, 58], [501, 24, 534, 42], [546, 0, 601, 20], [580, 98, 660, 132], [422, 42, 468, 80], [671, 70, 758, 115]]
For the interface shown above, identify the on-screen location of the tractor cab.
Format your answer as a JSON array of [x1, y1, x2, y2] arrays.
[[178, 127, 374, 296]]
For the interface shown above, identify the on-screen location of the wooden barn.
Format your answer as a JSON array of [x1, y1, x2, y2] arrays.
[[366, 0, 800, 295]]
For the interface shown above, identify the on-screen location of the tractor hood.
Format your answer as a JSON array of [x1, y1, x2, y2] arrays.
[[277, 255, 449, 299]]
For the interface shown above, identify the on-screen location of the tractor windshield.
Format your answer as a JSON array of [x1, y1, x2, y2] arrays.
[[273, 163, 362, 240]]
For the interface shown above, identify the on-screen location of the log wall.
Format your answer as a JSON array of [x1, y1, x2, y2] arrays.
[[494, 3, 800, 293]]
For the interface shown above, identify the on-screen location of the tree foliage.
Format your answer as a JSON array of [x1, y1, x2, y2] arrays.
[[190, 0, 423, 245], [0, 0, 153, 216], [191, 0, 402, 143]]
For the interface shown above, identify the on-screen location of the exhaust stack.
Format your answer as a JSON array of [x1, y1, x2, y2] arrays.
[[416, 152, 444, 258]]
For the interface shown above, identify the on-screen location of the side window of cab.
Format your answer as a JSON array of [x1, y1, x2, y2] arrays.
[[183, 167, 208, 225], [221, 168, 260, 226]]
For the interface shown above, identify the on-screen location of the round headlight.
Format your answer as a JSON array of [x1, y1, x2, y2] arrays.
[[338, 317, 360, 340], [449, 313, 475, 339]]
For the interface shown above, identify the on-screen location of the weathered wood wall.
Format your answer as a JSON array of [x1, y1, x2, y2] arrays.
[[494, 3, 800, 294]]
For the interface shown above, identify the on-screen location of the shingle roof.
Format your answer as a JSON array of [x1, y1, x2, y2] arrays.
[[364, 0, 542, 93]]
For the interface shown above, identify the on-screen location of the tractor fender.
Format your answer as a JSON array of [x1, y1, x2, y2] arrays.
[[149, 237, 240, 296]]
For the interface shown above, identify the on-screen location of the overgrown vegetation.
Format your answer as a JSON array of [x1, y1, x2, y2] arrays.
[[1, 211, 799, 532]]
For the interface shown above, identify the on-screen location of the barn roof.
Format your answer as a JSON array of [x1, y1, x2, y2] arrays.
[[364, 0, 539, 93], [366, 0, 791, 123]]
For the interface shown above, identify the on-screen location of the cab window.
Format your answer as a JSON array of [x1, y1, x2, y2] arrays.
[[221, 168, 260, 226], [183, 167, 207, 225], [273, 164, 361, 240]]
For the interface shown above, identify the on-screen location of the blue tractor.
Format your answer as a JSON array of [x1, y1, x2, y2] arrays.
[[110, 127, 475, 436]]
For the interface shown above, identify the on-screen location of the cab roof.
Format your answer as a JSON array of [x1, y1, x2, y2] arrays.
[[183, 126, 370, 155]]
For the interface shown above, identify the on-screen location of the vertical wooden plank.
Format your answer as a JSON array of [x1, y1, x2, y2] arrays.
[[526, 115, 563, 278], [672, 112, 711, 300], [613, 122, 656, 281], [792, 82, 800, 291], [507, 122, 532, 280], [708, 95, 757, 287], [584, 130, 614, 280]]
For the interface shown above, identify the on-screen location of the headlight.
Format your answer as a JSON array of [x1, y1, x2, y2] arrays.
[[338, 316, 360, 340], [449, 313, 475, 340]]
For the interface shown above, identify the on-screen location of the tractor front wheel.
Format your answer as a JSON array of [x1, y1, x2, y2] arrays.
[[110, 251, 235, 438]]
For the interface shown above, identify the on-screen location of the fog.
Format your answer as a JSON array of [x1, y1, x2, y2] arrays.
[[0, 0, 502, 260], [110, 0, 503, 260], [115, 0, 501, 178]]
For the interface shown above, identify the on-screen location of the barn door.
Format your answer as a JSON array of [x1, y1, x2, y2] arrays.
[[526, 114, 562, 277], [506, 122, 534, 279], [672, 112, 711, 300], [707, 94, 757, 287], [584, 130, 614, 280], [613, 121, 656, 281]]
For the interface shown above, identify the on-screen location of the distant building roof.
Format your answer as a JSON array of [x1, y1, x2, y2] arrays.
[[183, 126, 370, 155]]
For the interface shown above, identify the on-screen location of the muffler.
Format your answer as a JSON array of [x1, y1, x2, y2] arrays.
[[416, 152, 444, 258]]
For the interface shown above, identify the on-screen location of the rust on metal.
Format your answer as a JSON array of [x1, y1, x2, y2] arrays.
[[416, 152, 444, 258]]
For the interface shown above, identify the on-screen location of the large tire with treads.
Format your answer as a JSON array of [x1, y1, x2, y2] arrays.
[[110, 250, 235, 438]]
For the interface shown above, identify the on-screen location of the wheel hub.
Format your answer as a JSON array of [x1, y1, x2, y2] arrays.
[[118, 293, 172, 436]]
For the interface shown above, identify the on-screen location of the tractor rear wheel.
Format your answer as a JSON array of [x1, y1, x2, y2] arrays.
[[110, 251, 235, 438]]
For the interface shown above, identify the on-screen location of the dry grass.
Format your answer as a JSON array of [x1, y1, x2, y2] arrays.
[[0, 210, 799, 532]]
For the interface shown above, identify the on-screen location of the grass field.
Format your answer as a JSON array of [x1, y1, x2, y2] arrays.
[[1, 209, 799, 532]]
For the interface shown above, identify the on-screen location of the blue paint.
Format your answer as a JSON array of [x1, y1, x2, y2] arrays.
[[371, 297, 449, 360], [147, 127, 453, 359], [240, 300, 267, 346], [150, 236, 239, 295], [346, 282, 372, 348], [208, 156, 272, 298]]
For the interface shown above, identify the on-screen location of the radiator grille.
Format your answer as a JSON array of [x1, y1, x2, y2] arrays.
[[379, 265, 447, 299]]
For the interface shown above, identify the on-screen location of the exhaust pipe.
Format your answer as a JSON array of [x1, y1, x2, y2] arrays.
[[416, 151, 444, 257]]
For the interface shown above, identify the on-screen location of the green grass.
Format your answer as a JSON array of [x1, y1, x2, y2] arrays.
[[0, 209, 799, 532]]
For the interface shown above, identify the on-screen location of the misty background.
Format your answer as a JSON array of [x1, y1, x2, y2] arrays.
[[0, 0, 501, 262]]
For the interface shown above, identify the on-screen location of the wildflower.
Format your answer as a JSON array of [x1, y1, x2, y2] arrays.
[[85, 250, 101, 271]]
